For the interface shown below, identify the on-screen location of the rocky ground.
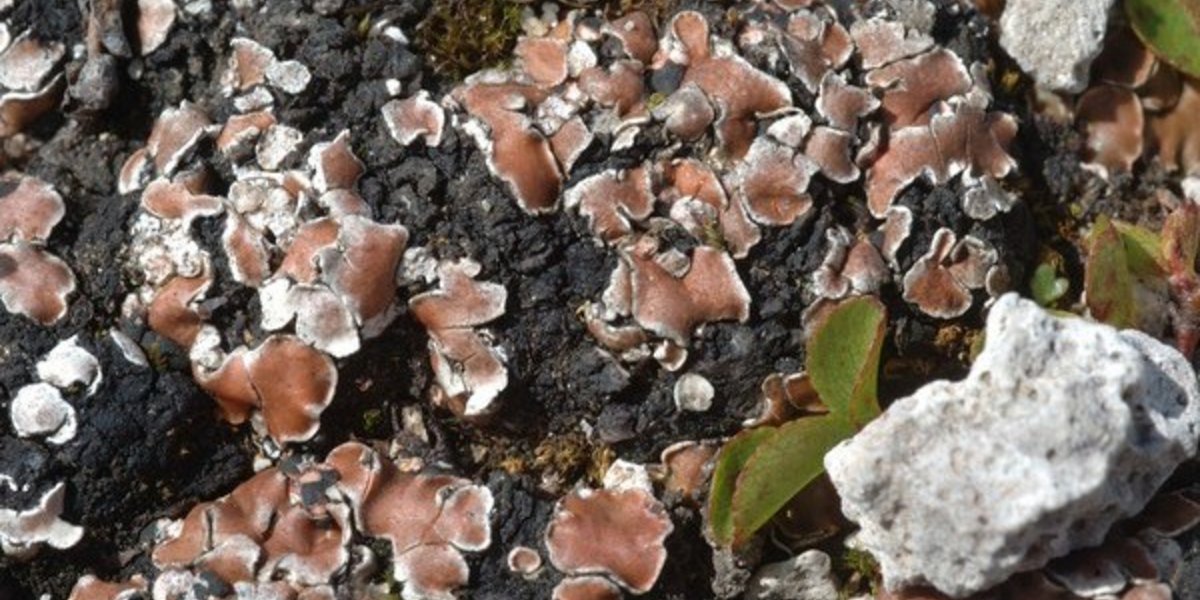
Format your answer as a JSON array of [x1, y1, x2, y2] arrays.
[[1, 0, 1199, 599]]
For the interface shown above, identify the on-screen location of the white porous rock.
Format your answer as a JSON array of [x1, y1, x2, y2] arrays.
[[999, 0, 1115, 93], [744, 550, 840, 600], [674, 373, 715, 412], [825, 294, 1200, 598]]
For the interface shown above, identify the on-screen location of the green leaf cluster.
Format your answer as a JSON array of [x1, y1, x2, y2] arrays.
[[1084, 205, 1200, 357], [1030, 262, 1069, 307], [1084, 216, 1166, 329], [708, 296, 887, 547]]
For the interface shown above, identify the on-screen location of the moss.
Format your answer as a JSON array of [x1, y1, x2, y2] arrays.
[[836, 547, 881, 598], [411, 0, 741, 80], [355, 12, 373, 39], [587, 443, 616, 485], [701, 219, 727, 252], [361, 408, 384, 433], [498, 454, 527, 475], [471, 432, 525, 474], [144, 341, 169, 372], [881, 355, 938, 382], [602, 0, 688, 25], [999, 68, 1022, 94], [532, 431, 592, 483], [933, 323, 979, 363], [532, 435, 583, 468], [646, 91, 668, 110], [414, 0, 526, 80], [843, 547, 878, 579]]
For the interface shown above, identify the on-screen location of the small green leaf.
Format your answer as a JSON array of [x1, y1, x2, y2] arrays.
[[806, 296, 887, 428], [708, 427, 777, 546], [709, 298, 889, 547], [1127, 0, 1200, 78], [1030, 263, 1069, 307], [1162, 203, 1200, 277], [1086, 216, 1139, 329], [729, 415, 852, 546], [1113, 221, 1167, 277]]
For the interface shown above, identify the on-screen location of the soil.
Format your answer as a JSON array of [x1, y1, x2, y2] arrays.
[[0, 0, 1178, 598]]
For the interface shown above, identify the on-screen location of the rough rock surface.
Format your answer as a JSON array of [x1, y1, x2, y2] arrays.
[[825, 294, 1200, 598], [999, 0, 1115, 92], [744, 550, 840, 600]]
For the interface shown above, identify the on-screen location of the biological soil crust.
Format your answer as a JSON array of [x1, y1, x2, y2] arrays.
[[0, 0, 1126, 597]]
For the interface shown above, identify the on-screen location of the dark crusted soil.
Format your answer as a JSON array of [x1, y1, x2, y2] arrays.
[[0, 0, 1097, 597]]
